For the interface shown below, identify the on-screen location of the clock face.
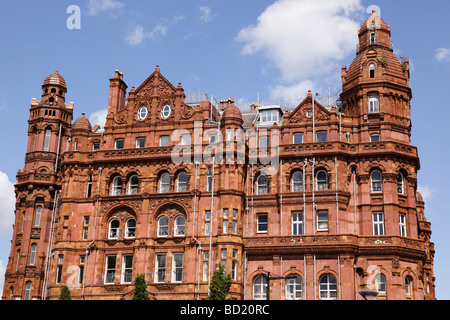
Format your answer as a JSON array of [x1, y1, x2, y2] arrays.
[[161, 103, 171, 119], [137, 105, 148, 120]]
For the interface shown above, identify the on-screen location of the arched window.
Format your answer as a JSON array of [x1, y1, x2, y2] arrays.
[[376, 273, 386, 293], [253, 275, 268, 300], [111, 176, 122, 196], [285, 275, 303, 300], [157, 216, 169, 237], [34, 205, 42, 227], [257, 175, 268, 195], [24, 281, 32, 300], [127, 175, 139, 195], [397, 173, 404, 194], [316, 170, 328, 191], [159, 173, 170, 193], [319, 274, 337, 300], [174, 215, 186, 236], [125, 218, 136, 238], [43, 128, 51, 151], [177, 172, 188, 192], [369, 63, 376, 78], [405, 276, 413, 297], [29, 243, 37, 265], [291, 171, 303, 192], [371, 170, 383, 193], [108, 219, 120, 239]]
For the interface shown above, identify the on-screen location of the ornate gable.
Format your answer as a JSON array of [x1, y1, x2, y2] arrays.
[[134, 66, 176, 99], [287, 94, 331, 124]]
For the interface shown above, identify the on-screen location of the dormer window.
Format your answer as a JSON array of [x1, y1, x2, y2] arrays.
[[369, 63, 376, 78], [369, 32, 376, 45], [260, 109, 279, 125]]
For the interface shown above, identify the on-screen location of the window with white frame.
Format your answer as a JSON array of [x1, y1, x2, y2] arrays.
[[223, 209, 229, 234], [285, 275, 303, 300], [232, 249, 238, 280], [155, 253, 166, 283], [206, 167, 212, 192], [317, 211, 328, 231], [399, 213, 407, 237], [83, 216, 89, 240], [376, 273, 386, 293], [159, 173, 170, 193], [397, 173, 404, 194], [293, 133, 303, 144], [257, 214, 268, 233], [174, 216, 186, 236], [260, 110, 279, 125], [44, 128, 51, 151], [104, 255, 117, 284], [92, 141, 100, 151], [176, 172, 188, 192], [369, 63, 376, 78], [373, 212, 385, 235], [86, 175, 92, 198], [316, 170, 328, 191], [24, 281, 32, 300], [114, 138, 124, 150], [405, 276, 412, 297], [368, 95, 380, 113], [111, 176, 122, 195], [291, 171, 304, 192], [316, 131, 327, 142], [159, 135, 170, 147], [125, 218, 136, 238], [259, 135, 270, 148], [136, 137, 146, 148], [78, 256, 85, 285], [292, 212, 303, 235], [221, 249, 227, 272], [205, 210, 211, 235], [172, 253, 184, 283], [181, 133, 191, 146], [253, 275, 268, 300], [122, 255, 133, 284], [29, 243, 37, 265], [257, 175, 268, 195], [157, 216, 169, 237], [56, 254, 63, 284], [202, 251, 209, 282], [127, 175, 139, 195], [232, 209, 238, 234], [371, 170, 383, 192], [108, 219, 119, 239], [34, 205, 42, 227], [319, 274, 337, 300]]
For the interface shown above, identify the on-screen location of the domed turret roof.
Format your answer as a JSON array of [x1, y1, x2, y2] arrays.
[[222, 100, 242, 120], [73, 111, 92, 131], [43, 69, 66, 88], [360, 10, 389, 32]]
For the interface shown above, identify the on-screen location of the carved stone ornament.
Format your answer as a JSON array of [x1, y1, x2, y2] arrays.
[[180, 104, 194, 120]]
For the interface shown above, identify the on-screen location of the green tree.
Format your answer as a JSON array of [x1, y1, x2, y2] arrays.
[[132, 274, 150, 300], [58, 285, 71, 300], [206, 263, 232, 300]]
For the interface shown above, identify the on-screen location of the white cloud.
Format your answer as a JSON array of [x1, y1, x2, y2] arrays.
[[125, 16, 185, 45], [418, 185, 432, 203], [0, 171, 15, 236], [87, 0, 124, 16], [89, 109, 107, 128], [236, 0, 363, 98], [435, 48, 450, 62], [199, 6, 216, 23]]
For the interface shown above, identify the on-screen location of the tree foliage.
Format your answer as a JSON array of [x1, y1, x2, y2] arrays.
[[58, 285, 72, 300], [132, 274, 150, 300], [206, 263, 232, 300]]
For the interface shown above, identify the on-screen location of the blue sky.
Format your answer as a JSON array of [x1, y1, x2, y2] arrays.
[[0, 0, 449, 299]]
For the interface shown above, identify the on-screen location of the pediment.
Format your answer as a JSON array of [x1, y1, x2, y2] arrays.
[[287, 95, 331, 124], [134, 66, 177, 99]]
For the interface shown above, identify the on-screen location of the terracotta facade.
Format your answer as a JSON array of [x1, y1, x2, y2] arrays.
[[3, 12, 435, 300]]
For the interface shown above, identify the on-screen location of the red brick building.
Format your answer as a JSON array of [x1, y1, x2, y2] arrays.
[[2, 11, 435, 300]]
